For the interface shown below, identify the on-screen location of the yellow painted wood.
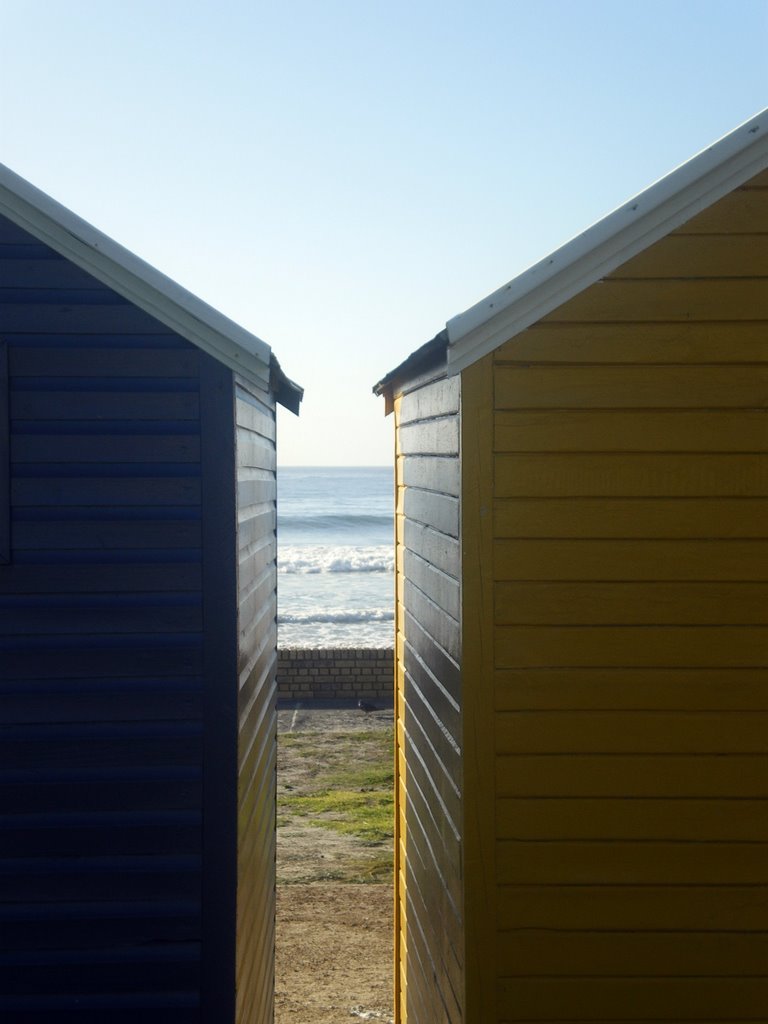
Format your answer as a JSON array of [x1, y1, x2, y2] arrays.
[[543, 278, 768, 323], [498, 929, 768, 977], [495, 453, 768, 497], [495, 363, 768, 408], [613, 232, 768, 278], [496, 976, 768, 1021], [494, 497, 768, 538], [496, 754, 768, 796], [497, 883, 768, 929], [495, 710, 768, 753], [494, 581, 768, 623], [493, 538, 768, 580], [744, 168, 768, 188], [496, 839, 768, 883], [460, 353, 497, 1023], [484, 152, 768, 1024], [494, 321, 768, 363], [494, 667, 768, 710], [680, 185, 768, 232], [495, 408, 768, 452], [495, 624, 768, 667], [496, 799, 768, 841]]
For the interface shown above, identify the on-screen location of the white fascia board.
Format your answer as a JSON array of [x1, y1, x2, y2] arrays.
[[446, 109, 768, 374], [0, 163, 271, 388]]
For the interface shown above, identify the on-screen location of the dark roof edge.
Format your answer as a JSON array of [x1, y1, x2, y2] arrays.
[[373, 329, 448, 414], [270, 354, 304, 415]]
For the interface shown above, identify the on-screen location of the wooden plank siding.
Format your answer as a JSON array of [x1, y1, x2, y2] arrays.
[[394, 375, 464, 1024], [486, 171, 768, 1022], [0, 213, 207, 1020], [0, 212, 285, 1022], [234, 379, 279, 1024], [0, 339, 8, 563]]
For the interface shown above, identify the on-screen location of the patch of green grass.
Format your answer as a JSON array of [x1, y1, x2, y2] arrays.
[[279, 728, 394, 845], [285, 788, 393, 843]]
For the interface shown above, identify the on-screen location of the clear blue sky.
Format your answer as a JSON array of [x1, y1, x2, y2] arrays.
[[2, 1, 766, 464]]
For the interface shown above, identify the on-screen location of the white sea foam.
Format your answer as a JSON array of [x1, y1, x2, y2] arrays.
[[278, 545, 394, 575], [278, 608, 394, 625]]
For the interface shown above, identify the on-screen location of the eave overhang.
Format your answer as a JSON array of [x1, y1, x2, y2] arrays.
[[373, 330, 448, 414]]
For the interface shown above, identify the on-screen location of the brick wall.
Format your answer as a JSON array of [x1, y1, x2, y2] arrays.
[[276, 648, 394, 703]]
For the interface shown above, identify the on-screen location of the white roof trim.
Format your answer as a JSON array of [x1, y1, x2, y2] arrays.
[[0, 163, 272, 388], [446, 108, 768, 374]]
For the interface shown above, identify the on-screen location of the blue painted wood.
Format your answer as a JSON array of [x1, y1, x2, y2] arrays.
[[0, 208, 281, 1022], [198, 354, 238, 1023], [0, 213, 209, 1019], [234, 379, 278, 1024], [0, 341, 7, 563]]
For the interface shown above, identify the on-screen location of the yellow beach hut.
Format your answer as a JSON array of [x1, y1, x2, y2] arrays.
[[374, 109, 768, 1023]]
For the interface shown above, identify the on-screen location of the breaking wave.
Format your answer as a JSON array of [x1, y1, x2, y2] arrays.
[[278, 608, 394, 625], [278, 545, 393, 575]]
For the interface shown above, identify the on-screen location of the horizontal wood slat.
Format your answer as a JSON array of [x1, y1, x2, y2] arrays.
[[495, 581, 768, 623], [12, 477, 201, 506], [496, 975, 768, 1021], [11, 520, 200, 550], [0, 563, 201, 594], [494, 321, 768, 364], [498, 928, 768, 981], [495, 711, 768, 753], [495, 364, 768, 409], [494, 498, 768, 538], [496, 840, 768, 883], [403, 549, 460, 621], [680, 186, 768, 232], [495, 625, 768, 668], [404, 581, 460, 661], [12, 434, 201, 463], [398, 376, 460, 425], [0, 303, 169, 332], [399, 417, 460, 456], [10, 347, 198, 377], [403, 488, 459, 537], [497, 799, 768, 841], [494, 539, 768, 580], [611, 232, 768, 278], [404, 520, 461, 579], [401, 454, 461, 497], [495, 453, 768, 497], [495, 408, 768, 452], [544, 279, 768, 323], [495, 755, 768, 796], [11, 391, 199, 420], [494, 667, 768, 710]]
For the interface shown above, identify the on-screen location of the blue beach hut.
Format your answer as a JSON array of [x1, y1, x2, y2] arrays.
[[0, 165, 301, 1023]]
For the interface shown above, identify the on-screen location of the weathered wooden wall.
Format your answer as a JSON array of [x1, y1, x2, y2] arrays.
[[0, 212, 208, 1020], [394, 374, 463, 1024], [234, 377, 279, 1024], [487, 167, 768, 1021]]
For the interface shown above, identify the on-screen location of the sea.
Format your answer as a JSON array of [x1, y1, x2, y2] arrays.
[[276, 466, 394, 648]]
